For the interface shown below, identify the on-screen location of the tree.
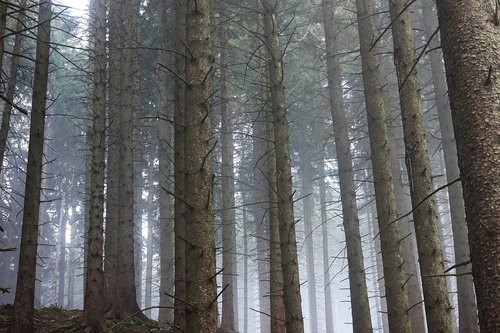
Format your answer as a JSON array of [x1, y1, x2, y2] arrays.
[[183, 0, 217, 331], [173, 0, 187, 330], [354, 0, 412, 330], [262, 0, 304, 331], [321, 1, 374, 331], [9, 1, 52, 331], [82, 0, 107, 330], [387, 0, 454, 331], [435, 1, 500, 331], [420, 0, 479, 331], [219, 2, 238, 329]]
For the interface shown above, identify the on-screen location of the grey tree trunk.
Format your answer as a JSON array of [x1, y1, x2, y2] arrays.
[[435, 1, 500, 331], [262, 0, 304, 331], [0, 1, 26, 174], [354, 1, 413, 330], [266, 89, 286, 333], [9, 2, 52, 331], [157, 0, 175, 323], [173, 0, 187, 331], [387, 0, 454, 331], [318, 145, 335, 333], [82, 0, 107, 329], [220, 4, 238, 329], [323, 1, 374, 331], [184, 0, 217, 331], [420, 1, 479, 331]]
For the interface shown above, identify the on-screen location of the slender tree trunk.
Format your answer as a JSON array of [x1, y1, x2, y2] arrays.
[[183, 0, 217, 331], [387, 0, 454, 331], [219, 3, 237, 329], [355, 1, 413, 330], [145, 186, 155, 318], [266, 89, 286, 333], [173, 0, 187, 330], [323, 1, 374, 331], [262, 1, 304, 331], [57, 193, 67, 307], [82, 0, 107, 329], [157, 0, 175, 323], [9, 2, 52, 331], [420, 1, 479, 332], [318, 145, 335, 333], [0, 1, 26, 174], [435, 2, 500, 331]]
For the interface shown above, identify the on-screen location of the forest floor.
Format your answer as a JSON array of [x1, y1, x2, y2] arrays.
[[0, 304, 170, 332]]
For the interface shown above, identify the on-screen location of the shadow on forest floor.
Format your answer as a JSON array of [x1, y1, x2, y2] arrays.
[[0, 304, 170, 332]]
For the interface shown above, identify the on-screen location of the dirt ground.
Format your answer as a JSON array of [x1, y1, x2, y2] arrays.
[[0, 304, 171, 333]]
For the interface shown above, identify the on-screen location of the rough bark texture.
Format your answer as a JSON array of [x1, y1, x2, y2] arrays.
[[184, 0, 217, 331], [9, 2, 52, 331], [387, 0, 454, 331], [219, 5, 237, 329], [435, 1, 500, 331], [421, 1, 479, 332], [266, 93, 286, 333], [323, 2, 374, 332], [263, 0, 304, 331], [82, 0, 107, 330], [157, 0, 175, 324], [173, 0, 186, 330], [354, 1, 412, 331]]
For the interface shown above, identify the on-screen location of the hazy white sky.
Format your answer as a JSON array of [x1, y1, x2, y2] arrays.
[[55, 0, 89, 16]]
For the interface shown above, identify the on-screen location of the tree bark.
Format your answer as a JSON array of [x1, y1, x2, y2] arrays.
[[82, 0, 107, 329], [387, 0, 454, 331], [262, 0, 304, 331], [9, 2, 52, 331], [420, 1, 479, 332], [183, 0, 217, 331], [435, 1, 500, 331], [173, 0, 187, 330], [219, 7, 238, 330]]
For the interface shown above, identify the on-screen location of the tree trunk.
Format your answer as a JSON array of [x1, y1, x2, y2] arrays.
[[219, 3, 238, 329], [0, 1, 26, 174], [57, 193, 67, 307], [318, 145, 335, 333], [183, 0, 217, 331], [262, 1, 304, 331], [266, 89, 286, 333], [9, 2, 52, 331], [420, 1, 479, 332], [323, 1, 374, 331], [434, 2, 500, 331], [157, 0, 175, 324], [82, 0, 107, 329], [173, 0, 187, 330], [387, 0, 454, 331], [355, 1, 413, 330]]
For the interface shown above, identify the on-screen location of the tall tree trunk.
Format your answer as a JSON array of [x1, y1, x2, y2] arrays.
[[0, 1, 26, 174], [318, 145, 335, 333], [323, 1, 374, 331], [82, 0, 107, 329], [387, 0, 454, 331], [57, 193, 67, 307], [157, 0, 175, 324], [9, 2, 52, 331], [183, 0, 217, 331], [421, 1, 479, 331], [219, 6, 238, 330], [262, 1, 304, 331], [173, 0, 187, 330], [435, 2, 500, 331], [145, 184, 156, 319], [299, 134, 318, 333], [266, 90, 286, 333], [355, 1, 413, 330], [109, 0, 143, 319]]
